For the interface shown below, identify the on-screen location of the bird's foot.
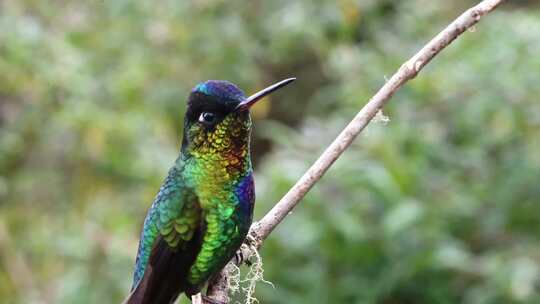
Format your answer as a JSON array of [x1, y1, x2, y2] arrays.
[[234, 251, 243, 265], [245, 233, 258, 247], [233, 232, 260, 266], [234, 250, 252, 266]]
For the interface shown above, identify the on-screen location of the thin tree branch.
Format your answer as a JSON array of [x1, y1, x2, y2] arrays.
[[206, 0, 507, 301]]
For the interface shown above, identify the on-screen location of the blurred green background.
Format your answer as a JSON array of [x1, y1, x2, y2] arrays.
[[1, 0, 540, 303]]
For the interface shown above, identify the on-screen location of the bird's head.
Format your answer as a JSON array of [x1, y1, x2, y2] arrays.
[[181, 78, 295, 158]]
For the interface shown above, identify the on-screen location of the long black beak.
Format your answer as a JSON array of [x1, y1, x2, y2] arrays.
[[235, 78, 296, 111]]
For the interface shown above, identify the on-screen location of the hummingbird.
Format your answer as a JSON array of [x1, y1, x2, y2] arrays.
[[125, 78, 296, 304]]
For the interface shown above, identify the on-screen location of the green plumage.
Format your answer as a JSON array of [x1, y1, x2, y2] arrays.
[[126, 79, 294, 304], [126, 79, 296, 304]]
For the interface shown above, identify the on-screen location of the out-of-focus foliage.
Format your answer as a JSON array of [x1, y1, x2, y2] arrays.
[[1, 0, 539, 303]]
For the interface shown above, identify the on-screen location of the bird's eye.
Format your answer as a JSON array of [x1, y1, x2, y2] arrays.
[[198, 112, 217, 124]]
